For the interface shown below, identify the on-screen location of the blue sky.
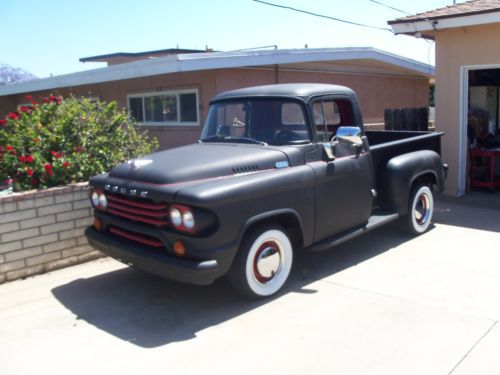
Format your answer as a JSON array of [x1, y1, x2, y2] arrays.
[[2, 0, 457, 78]]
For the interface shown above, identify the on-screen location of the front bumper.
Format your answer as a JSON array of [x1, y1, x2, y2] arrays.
[[85, 226, 229, 285]]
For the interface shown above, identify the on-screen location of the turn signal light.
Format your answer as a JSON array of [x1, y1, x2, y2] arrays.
[[173, 241, 186, 257], [94, 217, 102, 232]]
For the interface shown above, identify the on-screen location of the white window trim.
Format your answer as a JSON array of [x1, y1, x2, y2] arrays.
[[127, 88, 199, 126]]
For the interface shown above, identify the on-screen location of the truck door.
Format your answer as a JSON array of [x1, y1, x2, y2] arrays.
[[311, 97, 373, 241]]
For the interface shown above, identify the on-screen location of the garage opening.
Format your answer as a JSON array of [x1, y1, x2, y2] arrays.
[[465, 68, 500, 193]]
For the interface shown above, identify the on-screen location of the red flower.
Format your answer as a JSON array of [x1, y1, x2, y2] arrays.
[[31, 100, 39, 105], [26, 95, 33, 101], [6, 145, 13, 152], [63, 161, 70, 168], [5, 178, 13, 185], [19, 106, 31, 113], [31, 178, 38, 186], [51, 150, 63, 159], [6, 112, 20, 120], [0, 119, 7, 126], [44, 163, 54, 176], [43, 98, 51, 103], [33, 138, 40, 143], [26, 168, 34, 176], [19, 155, 34, 163]]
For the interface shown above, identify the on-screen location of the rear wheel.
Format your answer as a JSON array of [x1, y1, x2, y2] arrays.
[[400, 184, 434, 235], [229, 225, 293, 298]]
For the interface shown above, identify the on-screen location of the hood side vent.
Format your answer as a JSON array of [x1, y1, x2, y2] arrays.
[[232, 164, 259, 175]]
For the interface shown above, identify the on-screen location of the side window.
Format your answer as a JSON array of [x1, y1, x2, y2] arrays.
[[313, 99, 354, 141]]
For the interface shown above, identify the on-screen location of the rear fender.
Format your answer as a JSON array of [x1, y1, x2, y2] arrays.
[[378, 150, 445, 215]]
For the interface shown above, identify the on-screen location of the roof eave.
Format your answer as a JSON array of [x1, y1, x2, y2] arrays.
[[390, 10, 500, 35], [0, 48, 434, 97]]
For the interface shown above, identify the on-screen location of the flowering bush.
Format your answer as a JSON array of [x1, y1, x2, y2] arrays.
[[0, 95, 158, 192]]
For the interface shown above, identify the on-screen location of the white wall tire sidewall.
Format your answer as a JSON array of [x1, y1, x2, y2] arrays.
[[410, 185, 434, 234], [244, 229, 293, 297]]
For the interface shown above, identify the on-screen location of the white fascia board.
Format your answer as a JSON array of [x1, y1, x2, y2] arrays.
[[0, 47, 433, 96], [391, 11, 500, 34], [0, 58, 181, 96], [178, 47, 433, 76]]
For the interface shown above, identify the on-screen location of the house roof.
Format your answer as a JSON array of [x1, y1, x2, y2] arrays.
[[0, 47, 434, 97], [389, 0, 500, 36], [79, 48, 206, 63]]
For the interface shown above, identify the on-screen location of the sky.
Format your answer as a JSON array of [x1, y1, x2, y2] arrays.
[[2, 0, 459, 79]]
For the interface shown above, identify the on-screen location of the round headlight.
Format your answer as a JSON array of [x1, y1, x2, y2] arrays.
[[98, 193, 107, 209], [91, 191, 100, 207], [170, 208, 182, 227], [182, 210, 195, 230]]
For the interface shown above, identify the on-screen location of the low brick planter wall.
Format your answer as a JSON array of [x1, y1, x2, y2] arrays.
[[0, 182, 103, 284]]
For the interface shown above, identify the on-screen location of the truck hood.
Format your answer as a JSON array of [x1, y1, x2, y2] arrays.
[[108, 143, 291, 185]]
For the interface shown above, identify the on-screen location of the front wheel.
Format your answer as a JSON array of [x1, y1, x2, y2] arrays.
[[228, 225, 293, 298], [400, 184, 434, 235]]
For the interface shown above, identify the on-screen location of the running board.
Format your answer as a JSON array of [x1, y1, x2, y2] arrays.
[[307, 212, 400, 252]]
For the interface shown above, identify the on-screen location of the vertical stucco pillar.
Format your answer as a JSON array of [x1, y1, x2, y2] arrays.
[[433, 23, 500, 196]]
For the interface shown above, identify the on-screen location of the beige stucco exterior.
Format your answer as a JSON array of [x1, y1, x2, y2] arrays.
[[0, 65, 429, 150], [424, 22, 500, 195]]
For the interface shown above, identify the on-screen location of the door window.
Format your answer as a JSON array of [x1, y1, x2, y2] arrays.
[[313, 99, 355, 141]]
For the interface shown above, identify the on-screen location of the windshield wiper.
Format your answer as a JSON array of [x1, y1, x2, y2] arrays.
[[200, 135, 225, 142], [201, 135, 267, 145]]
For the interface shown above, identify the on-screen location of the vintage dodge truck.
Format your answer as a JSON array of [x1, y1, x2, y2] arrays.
[[85, 84, 446, 298]]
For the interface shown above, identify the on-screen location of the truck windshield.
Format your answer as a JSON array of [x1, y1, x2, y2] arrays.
[[200, 99, 311, 145]]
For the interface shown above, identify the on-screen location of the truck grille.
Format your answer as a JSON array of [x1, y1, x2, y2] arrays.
[[106, 193, 169, 227], [109, 226, 163, 248]]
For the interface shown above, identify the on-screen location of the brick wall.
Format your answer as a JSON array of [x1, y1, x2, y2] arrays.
[[0, 182, 103, 284]]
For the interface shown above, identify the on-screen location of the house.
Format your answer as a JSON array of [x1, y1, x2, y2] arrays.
[[389, 0, 500, 196], [0, 47, 433, 150]]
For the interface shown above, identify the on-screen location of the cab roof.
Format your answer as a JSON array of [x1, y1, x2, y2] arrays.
[[211, 83, 356, 103]]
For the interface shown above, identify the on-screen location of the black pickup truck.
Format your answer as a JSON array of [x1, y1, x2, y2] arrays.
[[86, 83, 446, 298]]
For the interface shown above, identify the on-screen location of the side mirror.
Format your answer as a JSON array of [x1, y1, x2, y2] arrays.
[[335, 126, 363, 147]]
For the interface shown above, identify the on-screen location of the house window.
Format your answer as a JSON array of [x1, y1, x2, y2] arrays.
[[127, 89, 199, 126]]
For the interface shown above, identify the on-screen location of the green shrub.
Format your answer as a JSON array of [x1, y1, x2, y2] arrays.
[[0, 95, 158, 192]]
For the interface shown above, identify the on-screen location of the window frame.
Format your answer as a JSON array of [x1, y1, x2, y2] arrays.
[[311, 96, 356, 142], [127, 88, 199, 126]]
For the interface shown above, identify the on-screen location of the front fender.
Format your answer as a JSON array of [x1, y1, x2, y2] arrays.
[[174, 165, 316, 251], [378, 150, 445, 214]]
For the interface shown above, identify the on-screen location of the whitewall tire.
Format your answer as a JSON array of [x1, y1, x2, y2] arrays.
[[401, 184, 434, 235], [229, 226, 293, 298]]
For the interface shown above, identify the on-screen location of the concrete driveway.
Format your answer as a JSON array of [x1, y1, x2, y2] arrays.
[[1, 197, 500, 375]]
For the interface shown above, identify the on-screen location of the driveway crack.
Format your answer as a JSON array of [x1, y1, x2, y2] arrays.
[[448, 320, 498, 375]]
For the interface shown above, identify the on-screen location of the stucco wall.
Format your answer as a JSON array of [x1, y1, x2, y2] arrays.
[[1, 67, 429, 149], [216, 68, 429, 124], [434, 23, 500, 195]]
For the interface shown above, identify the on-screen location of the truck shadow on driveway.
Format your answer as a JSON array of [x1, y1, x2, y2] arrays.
[[51, 223, 413, 348]]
